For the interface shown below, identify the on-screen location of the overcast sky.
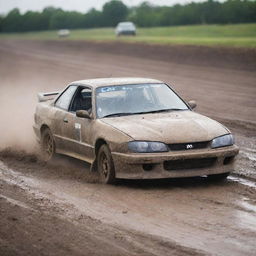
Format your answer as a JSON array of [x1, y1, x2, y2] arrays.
[[0, 0, 204, 15]]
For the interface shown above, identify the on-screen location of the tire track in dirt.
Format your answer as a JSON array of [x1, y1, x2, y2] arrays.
[[0, 159, 205, 256]]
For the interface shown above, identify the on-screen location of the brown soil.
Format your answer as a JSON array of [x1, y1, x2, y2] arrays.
[[37, 40, 256, 71], [0, 39, 255, 255]]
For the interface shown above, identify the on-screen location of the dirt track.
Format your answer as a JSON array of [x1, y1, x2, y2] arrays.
[[0, 40, 256, 255]]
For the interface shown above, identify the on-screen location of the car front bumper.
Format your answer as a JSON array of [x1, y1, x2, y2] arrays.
[[117, 30, 136, 35], [112, 145, 239, 179]]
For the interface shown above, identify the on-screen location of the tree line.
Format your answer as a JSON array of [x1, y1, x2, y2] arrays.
[[0, 0, 255, 32]]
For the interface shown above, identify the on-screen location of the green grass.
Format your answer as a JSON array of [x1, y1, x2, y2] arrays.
[[1, 23, 256, 48]]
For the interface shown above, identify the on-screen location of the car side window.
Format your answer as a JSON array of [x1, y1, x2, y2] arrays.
[[70, 87, 92, 113], [55, 85, 77, 110]]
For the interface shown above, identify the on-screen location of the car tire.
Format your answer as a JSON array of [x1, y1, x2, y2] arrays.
[[97, 144, 116, 184], [41, 128, 55, 161], [207, 172, 230, 181]]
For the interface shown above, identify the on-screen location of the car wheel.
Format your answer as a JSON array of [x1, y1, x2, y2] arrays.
[[41, 128, 55, 161], [97, 144, 116, 184], [207, 172, 230, 181]]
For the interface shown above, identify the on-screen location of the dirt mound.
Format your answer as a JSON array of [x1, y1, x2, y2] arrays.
[[42, 40, 256, 71]]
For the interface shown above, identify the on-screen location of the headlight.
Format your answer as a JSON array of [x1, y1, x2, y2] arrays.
[[211, 134, 234, 148], [128, 141, 169, 153]]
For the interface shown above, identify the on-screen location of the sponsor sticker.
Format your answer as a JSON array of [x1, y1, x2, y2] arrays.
[[75, 123, 81, 141]]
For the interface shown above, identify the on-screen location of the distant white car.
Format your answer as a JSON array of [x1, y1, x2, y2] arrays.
[[115, 22, 136, 36], [58, 29, 70, 38]]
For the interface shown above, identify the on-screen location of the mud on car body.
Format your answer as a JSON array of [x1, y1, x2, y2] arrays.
[[33, 77, 239, 184]]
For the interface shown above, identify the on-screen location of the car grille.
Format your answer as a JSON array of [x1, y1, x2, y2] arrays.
[[164, 157, 217, 171], [168, 141, 209, 151]]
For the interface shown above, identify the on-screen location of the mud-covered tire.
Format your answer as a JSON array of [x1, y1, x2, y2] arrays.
[[207, 172, 230, 181], [97, 144, 116, 184], [40, 128, 55, 161]]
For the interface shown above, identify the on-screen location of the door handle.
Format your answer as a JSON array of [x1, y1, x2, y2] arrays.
[[63, 118, 68, 123]]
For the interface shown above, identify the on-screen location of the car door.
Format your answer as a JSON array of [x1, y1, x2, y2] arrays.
[[61, 86, 95, 163], [53, 85, 77, 153]]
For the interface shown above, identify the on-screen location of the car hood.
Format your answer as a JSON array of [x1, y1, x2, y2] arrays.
[[101, 111, 229, 143]]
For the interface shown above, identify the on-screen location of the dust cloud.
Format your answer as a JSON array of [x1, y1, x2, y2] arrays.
[[0, 82, 37, 151], [0, 48, 64, 152]]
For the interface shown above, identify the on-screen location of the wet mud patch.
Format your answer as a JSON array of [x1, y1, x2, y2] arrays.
[[0, 178, 206, 256], [234, 135, 256, 180], [1, 146, 256, 190], [0, 148, 100, 184]]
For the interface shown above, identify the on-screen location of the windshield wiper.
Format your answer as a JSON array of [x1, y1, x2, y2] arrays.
[[103, 112, 135, 118], [135, 108, 186, 115], [102, 109, 186, 118]]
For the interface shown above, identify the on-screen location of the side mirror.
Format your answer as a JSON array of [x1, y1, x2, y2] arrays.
[[188, 100, 197, 109], [76, 110, 91, 119]]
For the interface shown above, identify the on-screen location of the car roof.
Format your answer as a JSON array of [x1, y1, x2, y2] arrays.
[[118, 22, 134, 25], [69, 77, 163, 88]]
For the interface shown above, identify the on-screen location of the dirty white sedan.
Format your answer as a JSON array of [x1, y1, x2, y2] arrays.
[[33, 78, 239, 184]]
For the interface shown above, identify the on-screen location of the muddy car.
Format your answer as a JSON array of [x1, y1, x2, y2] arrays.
[[33, 78, 239, 184]]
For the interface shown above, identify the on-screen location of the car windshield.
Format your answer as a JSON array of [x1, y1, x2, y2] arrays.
[[118, 22, 134, 28], [120, 24, 133, 28], [96, 83, 189, 118]]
